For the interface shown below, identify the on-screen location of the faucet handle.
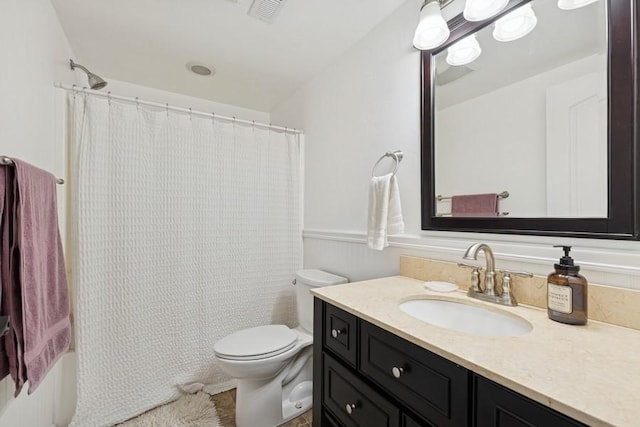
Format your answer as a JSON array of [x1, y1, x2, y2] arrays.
[[500, 269, 534, 279], [498, 270, 533, 306], [457, 263, 483, 293]]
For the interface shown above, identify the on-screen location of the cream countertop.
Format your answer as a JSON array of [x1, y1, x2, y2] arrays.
[[311, 276, 640, 427]]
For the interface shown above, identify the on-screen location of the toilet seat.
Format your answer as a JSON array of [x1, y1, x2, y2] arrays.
[[214, 324, 298, 361]]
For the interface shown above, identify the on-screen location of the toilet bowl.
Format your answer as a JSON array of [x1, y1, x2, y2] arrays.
[[213, 269, 348, 427]]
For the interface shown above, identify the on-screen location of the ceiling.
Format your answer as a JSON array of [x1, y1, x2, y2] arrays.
[[51, 0, 410, 112]]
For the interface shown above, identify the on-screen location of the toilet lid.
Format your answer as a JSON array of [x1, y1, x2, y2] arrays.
[[214, 325, 298, 360]]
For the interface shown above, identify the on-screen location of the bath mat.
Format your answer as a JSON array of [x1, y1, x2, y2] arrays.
[[117, 392, 221, 427]]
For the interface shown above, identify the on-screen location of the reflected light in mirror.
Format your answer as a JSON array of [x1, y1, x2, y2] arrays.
[[493, 4, 538, 42], [446, 34, 482, 66], [414, 0, 450, 50], [463, 0, 509, 22], [557, 0, 600, 10]]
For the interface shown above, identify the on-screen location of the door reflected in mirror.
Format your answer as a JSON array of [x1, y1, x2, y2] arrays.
[[433, 0, 607, 218]]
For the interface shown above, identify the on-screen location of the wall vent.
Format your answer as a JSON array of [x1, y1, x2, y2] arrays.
[[248, 0, 288, 23]]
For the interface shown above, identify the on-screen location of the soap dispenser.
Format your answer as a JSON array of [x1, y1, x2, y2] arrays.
[[547, 245, 588, 325]]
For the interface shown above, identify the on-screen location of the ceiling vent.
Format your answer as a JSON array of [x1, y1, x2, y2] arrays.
[[248, 0, 288, 23]]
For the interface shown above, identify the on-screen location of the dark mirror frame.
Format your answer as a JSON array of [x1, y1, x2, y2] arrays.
[[421, 0, 640, 239]]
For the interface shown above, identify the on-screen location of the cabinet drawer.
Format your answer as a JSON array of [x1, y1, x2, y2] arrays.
[[324, 303, 358, 367], [474, 375, 586, 427], [323, 352, 400, 427], [360, 321, 469, 426], [322, 409, 342, 427], [403, 413, 434, 427]]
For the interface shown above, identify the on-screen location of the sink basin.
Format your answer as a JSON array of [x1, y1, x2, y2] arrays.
[[399, 298, 532, 337]]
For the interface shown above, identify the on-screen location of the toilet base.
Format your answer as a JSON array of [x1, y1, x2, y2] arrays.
[[234, 349, 313, 427], [281, 380, 312, 422]]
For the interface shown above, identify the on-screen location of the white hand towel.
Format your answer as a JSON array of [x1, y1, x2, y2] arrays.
[[387, 175, 405, 235], [367, 174, 404, 250]]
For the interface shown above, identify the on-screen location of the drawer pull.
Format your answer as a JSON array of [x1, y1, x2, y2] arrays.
[[331, 328, 343, 338], [391, 366, 404, 378], [345, 403, 356, 415]]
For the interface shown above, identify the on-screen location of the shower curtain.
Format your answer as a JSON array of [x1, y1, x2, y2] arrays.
[[68, 94, 301, 426]]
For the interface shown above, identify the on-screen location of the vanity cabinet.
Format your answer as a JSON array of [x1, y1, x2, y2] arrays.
[[359, 321, 468, 426], [313, 299, 587, 427], [323, 352, 400, 427], [473, 376, 585, 427]]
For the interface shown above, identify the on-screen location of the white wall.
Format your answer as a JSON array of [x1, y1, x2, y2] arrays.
[[0, 0, 78, 425], [271, 0, 640, 289], [102, 80, 270, 124]]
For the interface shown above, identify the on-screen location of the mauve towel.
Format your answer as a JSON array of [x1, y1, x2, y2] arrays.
[[11, 159, 70, 395], [451, 193, 499, 217], [0, 166, 24, 389], [0, 168, 10, 382], [1, 165, 26, 392]]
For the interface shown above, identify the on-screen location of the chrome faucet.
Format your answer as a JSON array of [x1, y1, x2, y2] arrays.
[[460, 243, 532, 307]]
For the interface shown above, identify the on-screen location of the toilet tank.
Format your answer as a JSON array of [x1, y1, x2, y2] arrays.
[[295, 269, 348, 333]]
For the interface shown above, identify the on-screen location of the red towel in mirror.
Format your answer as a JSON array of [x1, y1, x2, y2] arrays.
[[451, 193, 499, 217]]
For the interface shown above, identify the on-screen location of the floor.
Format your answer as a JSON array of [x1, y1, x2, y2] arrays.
[[211, 389, 313, 427]]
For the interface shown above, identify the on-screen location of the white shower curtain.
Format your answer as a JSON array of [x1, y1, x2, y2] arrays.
[[68, 94, 301, 426]]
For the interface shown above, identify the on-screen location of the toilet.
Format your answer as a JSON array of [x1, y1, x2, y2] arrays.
[[213, 269, 348, 427]]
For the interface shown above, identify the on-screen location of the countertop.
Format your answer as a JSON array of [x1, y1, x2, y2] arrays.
[[311, 276, 640, 427]]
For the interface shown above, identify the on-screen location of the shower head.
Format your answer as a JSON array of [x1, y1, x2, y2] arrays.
[[69, 59, 108, 90]]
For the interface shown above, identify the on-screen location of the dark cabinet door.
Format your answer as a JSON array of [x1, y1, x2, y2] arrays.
[[360, 321, 469, 426], [403, 413, 435, 427], [473, 375, 586, 427], [323, 353, 400, 427], [324, 303, 358, 367]]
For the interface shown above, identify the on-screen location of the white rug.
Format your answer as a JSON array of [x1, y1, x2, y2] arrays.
[[117, 392, 221, 427]]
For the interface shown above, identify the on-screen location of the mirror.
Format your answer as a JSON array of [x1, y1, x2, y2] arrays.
[[421, 0, 640, 239]]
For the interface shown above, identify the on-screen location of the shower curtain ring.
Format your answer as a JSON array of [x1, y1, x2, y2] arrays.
[[107, 91, 112, 106]]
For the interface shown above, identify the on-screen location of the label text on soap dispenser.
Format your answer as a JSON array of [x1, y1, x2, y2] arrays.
[[548, 283, 572, 314]]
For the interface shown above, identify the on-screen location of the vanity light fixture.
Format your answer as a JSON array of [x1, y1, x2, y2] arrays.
[[557, 0, 600, 10], [492, 4, 538, 42], [446, 34, 482, 66], [463, 0, 509, 22], [413, 0, 450, 50]]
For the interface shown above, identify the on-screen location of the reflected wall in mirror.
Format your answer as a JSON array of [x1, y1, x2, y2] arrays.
[[421, 0, 640, 239], [434, 0, 607, 218]]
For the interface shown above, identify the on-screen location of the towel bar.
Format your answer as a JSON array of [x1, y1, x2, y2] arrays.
[[436, 191, 509, 201], [0, 156, 64, 184], [437, 212, 510, 217], [372, 150, 403, 178]]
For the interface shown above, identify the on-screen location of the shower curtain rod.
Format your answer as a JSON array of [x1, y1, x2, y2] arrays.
[[53, 83, 304, 135]]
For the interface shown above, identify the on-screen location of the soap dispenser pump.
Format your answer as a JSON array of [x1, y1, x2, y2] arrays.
[[547, 245, 588, 325]]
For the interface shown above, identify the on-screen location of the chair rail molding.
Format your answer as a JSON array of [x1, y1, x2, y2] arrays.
[[302, 229, 640, 289]]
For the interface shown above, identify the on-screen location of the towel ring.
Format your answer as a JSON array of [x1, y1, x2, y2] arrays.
[[372, 150, 404, 178]]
